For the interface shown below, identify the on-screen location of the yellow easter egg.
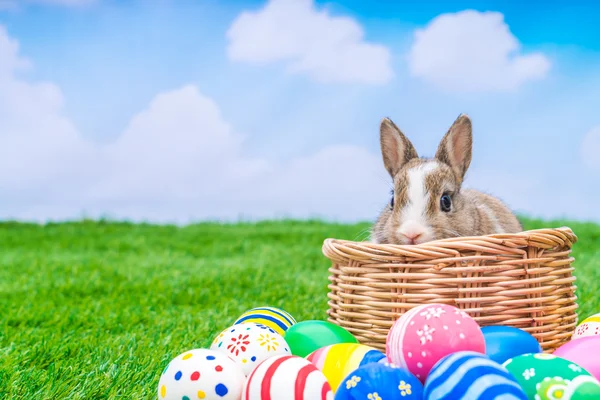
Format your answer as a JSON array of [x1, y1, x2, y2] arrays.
[[306, 343, 386, 392], [233, 306, 296, 336]]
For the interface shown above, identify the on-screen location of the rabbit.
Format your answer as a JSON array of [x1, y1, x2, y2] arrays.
[[370, 113, 522, 245]]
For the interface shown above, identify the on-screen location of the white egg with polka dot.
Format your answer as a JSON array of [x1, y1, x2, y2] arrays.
[[158, 348, 245, 400]]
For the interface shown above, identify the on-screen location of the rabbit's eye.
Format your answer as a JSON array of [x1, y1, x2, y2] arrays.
[[440, 194, 452, 212], [390, 190, 395, 209]]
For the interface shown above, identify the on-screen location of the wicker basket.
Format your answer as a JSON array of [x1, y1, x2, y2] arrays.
[[323, 227, 579, 353]]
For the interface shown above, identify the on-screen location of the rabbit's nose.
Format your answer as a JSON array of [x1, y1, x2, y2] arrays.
[[398, 220, 428, 244], [400, 231, 423, 244]]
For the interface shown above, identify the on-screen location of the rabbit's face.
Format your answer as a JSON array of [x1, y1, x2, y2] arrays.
[[383, 158, 462, 245], [372, 114, 473, 245]]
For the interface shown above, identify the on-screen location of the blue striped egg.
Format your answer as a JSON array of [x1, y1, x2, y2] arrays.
[[335, 361, 423, 400], [233, 306, 296, 336], [424, 351, 527, 400]]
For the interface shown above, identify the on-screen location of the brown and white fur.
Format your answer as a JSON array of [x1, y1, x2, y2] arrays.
[[371, 114, 522, 245]]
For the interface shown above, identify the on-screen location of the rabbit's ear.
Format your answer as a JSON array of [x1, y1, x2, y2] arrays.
[[435, 114, 473, 183], [380, 118, 418, 177]]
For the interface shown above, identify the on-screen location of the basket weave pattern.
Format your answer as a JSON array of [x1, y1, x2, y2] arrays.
[[323, 227, 578, 353]]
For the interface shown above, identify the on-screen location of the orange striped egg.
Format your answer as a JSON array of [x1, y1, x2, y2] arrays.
[[242, 355, 332, 400], [306, 343, 386, 392], [573, 313, 600, 340]]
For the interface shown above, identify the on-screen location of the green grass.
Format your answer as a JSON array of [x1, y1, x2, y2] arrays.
[[1, 218, 599, 398]]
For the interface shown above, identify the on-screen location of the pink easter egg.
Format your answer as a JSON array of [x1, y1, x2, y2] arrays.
[[386, 303, 485, 383], [243, 354, 333, 400], [554, 336, 600, 381]]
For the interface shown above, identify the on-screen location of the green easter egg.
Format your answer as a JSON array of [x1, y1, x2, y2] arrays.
[[283, 320, 358, 357], [503, 353, 592, 399], [535, 375, 600, 400], [569, 375, 600, 399], [535, 376, 569, 400]]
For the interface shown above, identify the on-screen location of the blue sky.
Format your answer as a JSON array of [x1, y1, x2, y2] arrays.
[[0, 0, 599, 224]]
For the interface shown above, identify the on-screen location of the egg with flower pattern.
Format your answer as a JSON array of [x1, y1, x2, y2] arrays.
[[210, 322, 291, 376], [502, 353, 593, 399], [535, 375, 600, 400], [334, 361, 423, 399], [386, 303, 486, 383]]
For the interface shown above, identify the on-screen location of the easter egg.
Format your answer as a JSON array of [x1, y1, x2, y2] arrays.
[[481, 326, 542, 364], [423, 351, 527, 400], [284, 320, 359, 358], [306, 343, 386, 392], [502, 353, 592, 399], [536, 375, 600, 400], [157, 348, 245, 400], [210, 322, 290, 376], [554, 336, 600, 381], [234, 306, 297, 336], [572, 313, 600, 340], [386, 303, 485, 383], [334, 361, 423, 400], [243, 354, 333, 399]]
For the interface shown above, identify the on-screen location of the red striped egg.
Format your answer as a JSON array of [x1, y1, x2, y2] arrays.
[[242, 355, 333, 400]]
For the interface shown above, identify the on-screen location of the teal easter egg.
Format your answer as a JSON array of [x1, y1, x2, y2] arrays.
[[503, 353, 592, 399], [424, 351, 527, 399], [536, 375, 600, 399], [481, 326, 542, 364]]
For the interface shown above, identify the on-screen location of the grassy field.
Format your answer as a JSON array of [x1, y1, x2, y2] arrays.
[[1, 218, 599, 398]]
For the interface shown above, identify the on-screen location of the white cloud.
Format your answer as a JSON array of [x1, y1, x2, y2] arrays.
[[0, 23, 388, 223], [226, 0, 393, 85], [84, 85, 387, 222], [0, 22, 596, 225], [0, 25, 30, 75], [464, 168, 599, 223], [408, 10, 551, 92], [582, 126, 600, 172], [88, 85, 270, 202], [0, 25, 96, 196], [250, 145, 387, 221]]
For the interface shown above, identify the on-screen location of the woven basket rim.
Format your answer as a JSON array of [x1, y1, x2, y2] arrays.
[[323, 226, 577, 253], [322, 226, 579, 353]]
